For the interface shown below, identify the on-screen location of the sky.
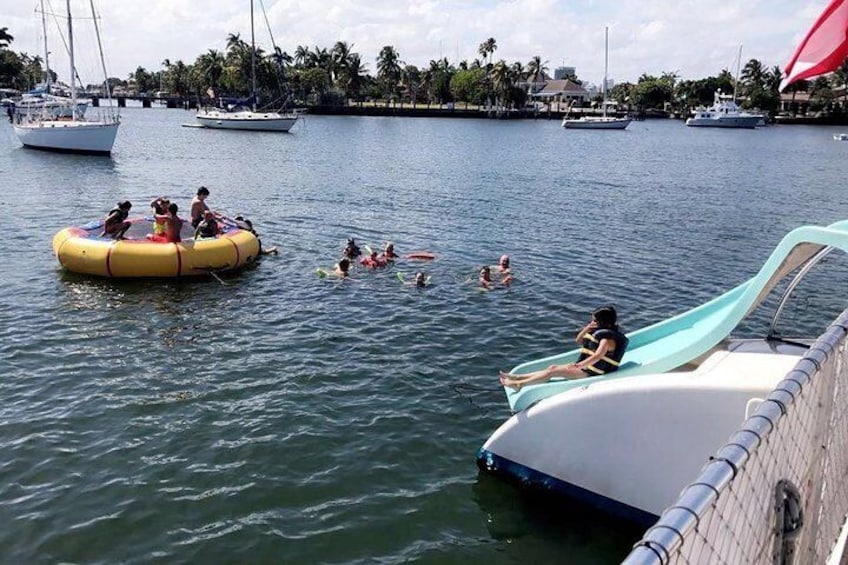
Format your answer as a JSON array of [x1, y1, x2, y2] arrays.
[[4, 0, 829, 89]]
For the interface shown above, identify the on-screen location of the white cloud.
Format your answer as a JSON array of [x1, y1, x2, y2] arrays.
[[4, 0, 829, 88]]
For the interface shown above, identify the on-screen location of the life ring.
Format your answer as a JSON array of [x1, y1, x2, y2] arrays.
[[52, 216, 260, 278]]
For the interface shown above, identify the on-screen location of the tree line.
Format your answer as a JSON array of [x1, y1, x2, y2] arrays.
[[2, 26, 847, 115]]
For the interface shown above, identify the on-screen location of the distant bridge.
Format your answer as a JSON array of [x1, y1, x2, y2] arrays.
[[89, 95, 198, 109]]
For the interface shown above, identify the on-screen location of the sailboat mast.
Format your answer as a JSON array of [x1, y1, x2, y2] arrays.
[[250, 0, 257, 112], [40, 0, 50, 89], [67, 0, 76, 119], [602, 26, 608, 119], [89, 0, 114, 115], [733, 44, 742, 102]]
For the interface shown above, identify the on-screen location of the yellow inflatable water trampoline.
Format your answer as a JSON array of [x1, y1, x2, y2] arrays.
[[53, 217, 260, 278]]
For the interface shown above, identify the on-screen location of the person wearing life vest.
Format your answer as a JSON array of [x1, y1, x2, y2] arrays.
[[151, 203, 184, 243], [194, 210, 220, 239], [102, 200, 132, 239], [499, 305, 628, 391], [360, 250, 387, 269], [150, 196, 170, 236]]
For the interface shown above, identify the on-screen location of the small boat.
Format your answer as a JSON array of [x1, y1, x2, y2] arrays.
[[13, 0, 119, 155], [194, 0, 299, 133], [834, 133, 848, 141], [52, 216, 260, 278], [562, 27, 630, 130], [478, 219, 848, 524]]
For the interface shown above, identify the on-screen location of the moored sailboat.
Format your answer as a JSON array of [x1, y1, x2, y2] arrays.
[[13, 0, 119, 155], [562, 27, 630, 130], [195, 0, 299, 132]]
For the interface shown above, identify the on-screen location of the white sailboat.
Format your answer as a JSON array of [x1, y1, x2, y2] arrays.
[[13, 0, 119, 155], [562, 27, 631, 130], [195, 0, 299, 132]]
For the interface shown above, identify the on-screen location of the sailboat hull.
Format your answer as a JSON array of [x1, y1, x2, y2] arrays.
[[562, 117, 631, 129], [195, 109, 298, 132], [14, 120, 119, 155]]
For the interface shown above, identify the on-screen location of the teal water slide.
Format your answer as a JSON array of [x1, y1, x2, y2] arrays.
[[504, 220, 848, 412]]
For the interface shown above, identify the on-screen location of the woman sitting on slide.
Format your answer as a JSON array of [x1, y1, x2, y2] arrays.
[[499, 306, 628, 391]]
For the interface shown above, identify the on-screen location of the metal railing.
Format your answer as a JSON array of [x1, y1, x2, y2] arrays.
[[623, 309, 848, 564]]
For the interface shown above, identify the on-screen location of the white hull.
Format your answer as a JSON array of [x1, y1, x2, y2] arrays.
[[14, 119, 120, 154], [686, 115, 760, 128], [195, 109, 298, 132], [834, 133, 848, 141], [478, 342, 805, 525], [562, 116, 631, 129]]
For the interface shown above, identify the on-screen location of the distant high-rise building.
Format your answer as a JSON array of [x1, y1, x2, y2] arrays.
[[554, 66, 576, 80]]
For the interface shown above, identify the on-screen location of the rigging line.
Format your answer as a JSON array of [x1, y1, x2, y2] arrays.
[[258, 0, 279, 54], [257, 0, 293, 110], [44, 0, 84, 90], [88, 0, 115, 113]]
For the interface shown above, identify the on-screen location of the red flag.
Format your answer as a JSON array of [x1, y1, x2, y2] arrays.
[[781, 0, 848, 91]]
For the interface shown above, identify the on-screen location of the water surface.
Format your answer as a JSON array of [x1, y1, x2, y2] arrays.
[[1, 110, 847, 563]]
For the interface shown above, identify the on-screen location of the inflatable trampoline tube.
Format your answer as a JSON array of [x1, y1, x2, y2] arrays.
[[52, 217, 260, 278]]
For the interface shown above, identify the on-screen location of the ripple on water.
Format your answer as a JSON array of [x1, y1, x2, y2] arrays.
[[1, 115, 848, 563]]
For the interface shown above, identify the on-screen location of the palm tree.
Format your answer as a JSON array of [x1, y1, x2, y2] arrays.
[[294, 45, 310, 68], [478, 38, 497, 67], [526, 55, 548, 82], [331, 41, 354, 84], [164, 60, 191, 96], [376, 45, 403, 99], [311, 46, 333, 82], [341, 52, 367, 100], [831, 59, 848, 107], [196, 49, 226, 93], [740, 59, 766, 96], [766, 65, 783, 92], [0, 27, 13, 49], [490, 60, 514, 108], [401, 64, 421, 103]]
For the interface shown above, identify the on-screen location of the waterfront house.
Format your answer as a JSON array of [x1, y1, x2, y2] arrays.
[[530, 79, 589, 110]]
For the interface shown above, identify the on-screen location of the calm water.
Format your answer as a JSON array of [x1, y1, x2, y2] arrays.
[[1, 110, 847, 564]]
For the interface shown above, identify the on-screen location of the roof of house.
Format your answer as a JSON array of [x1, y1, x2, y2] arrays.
[[536, 79, 588, 94]]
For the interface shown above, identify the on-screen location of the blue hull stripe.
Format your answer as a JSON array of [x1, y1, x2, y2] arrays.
[[476, 448, 660, 528]]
